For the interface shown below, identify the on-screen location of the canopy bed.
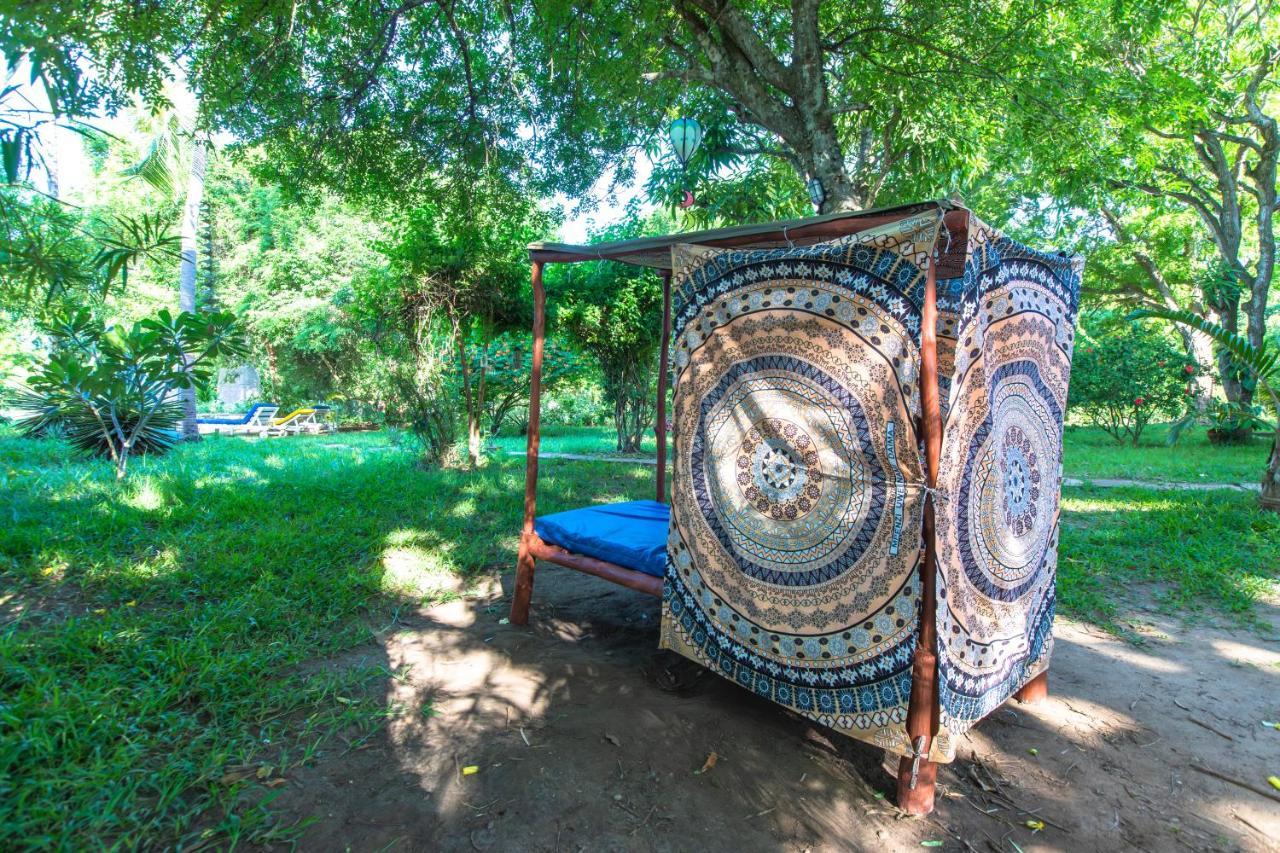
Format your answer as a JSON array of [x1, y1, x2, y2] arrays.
[[509, 199, 1083, 815]]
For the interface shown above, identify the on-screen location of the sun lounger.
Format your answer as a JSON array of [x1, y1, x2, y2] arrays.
[[197, 403, 279, 435], [261, 405, 337, 436], [263, 407, 316, 436]]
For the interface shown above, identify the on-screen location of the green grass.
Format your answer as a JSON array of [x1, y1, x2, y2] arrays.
[[1062, 423, 1270, 483], [1057, 486, 1280, 631], [1, 427, 1276, 846], [0, 429, 653, 848], [489, 424, 664, 457]]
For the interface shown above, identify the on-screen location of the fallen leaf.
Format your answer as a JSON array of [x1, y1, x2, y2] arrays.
[[695, 752, 718, 774], [264, 778, 287, 788], [219, 765, 256, 785], [498, 617, 510, 625], [921, 842, 943, 848], [604, 733, 621, 747], [1025, 819, 1045, 832], [1028, 748, 1039, 756], [1264, 721, 1280, 731], [462, 765, 480, 776], [256, 765, 273, 779], [1268, 775, 1280, 791], [335, 696, 353, 705]]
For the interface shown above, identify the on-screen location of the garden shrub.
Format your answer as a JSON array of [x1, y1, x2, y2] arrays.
[[1068, 316, 1190, 445]]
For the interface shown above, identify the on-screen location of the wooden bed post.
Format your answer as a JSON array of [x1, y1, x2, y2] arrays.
[[511, 260, 546, 625], [656, 269, 673, 503], [896, 251, 942, 815], [1015, 670, 1049, 704]]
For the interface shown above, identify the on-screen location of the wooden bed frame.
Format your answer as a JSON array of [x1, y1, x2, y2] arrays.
[[507, 201, 1049, 816]]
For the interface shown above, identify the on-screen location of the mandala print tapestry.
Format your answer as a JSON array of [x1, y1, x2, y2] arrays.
[[931, 219, 1083, 761], [660, 212, 943, 757]]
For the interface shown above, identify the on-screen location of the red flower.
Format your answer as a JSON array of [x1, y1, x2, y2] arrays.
[[1158, 360, 1166, 366], [1184, 364, 1195, 375], [1133, 396, 1145, 407]]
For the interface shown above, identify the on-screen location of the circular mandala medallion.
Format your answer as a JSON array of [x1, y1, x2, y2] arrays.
[[693, 355, 886, 588], [736, 419, 821, 520], [956, 360, 1062, 601]]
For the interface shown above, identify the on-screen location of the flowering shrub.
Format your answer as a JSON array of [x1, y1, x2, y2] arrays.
[[1068, 317, 1190, 445]]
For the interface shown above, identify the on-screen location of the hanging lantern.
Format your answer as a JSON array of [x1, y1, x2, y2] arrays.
[[806, 177, 826, 211], [668, 117, 703, 168], [669, 117, 703, 209]]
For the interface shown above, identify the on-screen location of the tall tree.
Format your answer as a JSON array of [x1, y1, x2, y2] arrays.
[[522, 0, 1061, 213], [124, 86, 210, 439], [1003, 1, 1279, 408]]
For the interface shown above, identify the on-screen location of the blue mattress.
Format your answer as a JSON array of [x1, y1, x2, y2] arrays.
[[534, 500, 670, 578]]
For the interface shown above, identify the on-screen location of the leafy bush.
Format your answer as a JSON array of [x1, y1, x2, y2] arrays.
[[1068, 317, 1190, 445], [12, 308, 248, 477]]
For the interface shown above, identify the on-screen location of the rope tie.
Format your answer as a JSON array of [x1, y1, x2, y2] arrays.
[[920, 484, 949, 505]]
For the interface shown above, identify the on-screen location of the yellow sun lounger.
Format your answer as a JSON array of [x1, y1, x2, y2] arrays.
[[263, 406, 337, 436]]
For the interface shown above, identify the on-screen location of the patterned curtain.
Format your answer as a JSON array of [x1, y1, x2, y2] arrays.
[[659, 209, 1082, 762], [660, 212, 943, 757], [932, 219, 1083, 760]]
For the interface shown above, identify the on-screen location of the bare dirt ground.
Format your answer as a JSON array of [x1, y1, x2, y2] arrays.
[[268, 567, 1280, 852]]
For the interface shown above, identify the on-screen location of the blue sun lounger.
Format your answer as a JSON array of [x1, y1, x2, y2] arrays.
[[197, 403, 280, 435]]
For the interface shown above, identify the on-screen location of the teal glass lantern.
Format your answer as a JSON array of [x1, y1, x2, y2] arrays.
[[668, 117, 703, 169]]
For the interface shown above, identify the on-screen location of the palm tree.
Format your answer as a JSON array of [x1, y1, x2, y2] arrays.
[[1133, 308, 1280, 512], [124, 102, 207, 440]]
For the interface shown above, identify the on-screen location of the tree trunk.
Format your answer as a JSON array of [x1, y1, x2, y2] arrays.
[[1261, 428, 1280, 513], [1187, 330, 1215, 411], [178, 137, 207, 441]]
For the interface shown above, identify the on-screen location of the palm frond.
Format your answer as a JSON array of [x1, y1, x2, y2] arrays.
[[1129, 307, 1278, 384], [91, 212, 181, 289], [121, 119, 184, 198]]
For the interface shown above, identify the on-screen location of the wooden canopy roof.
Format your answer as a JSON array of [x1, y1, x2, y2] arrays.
[[527, 198, 972, 277]]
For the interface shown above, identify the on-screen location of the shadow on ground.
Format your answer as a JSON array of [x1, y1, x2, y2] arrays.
[[267, 568, 1280, 852]]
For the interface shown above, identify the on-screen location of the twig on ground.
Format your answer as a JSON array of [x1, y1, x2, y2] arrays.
[[1231, 811, 1267, 837], [1188, 764, 1280, 805], [1187, 717, 1234, 741]]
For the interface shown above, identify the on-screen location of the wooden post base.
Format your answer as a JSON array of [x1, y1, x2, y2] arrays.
[[510, 536, 536, 625], [1014, 670, 1048, 705], [895, 753, 938, 815]]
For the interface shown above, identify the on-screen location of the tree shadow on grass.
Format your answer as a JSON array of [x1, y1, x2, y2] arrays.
[[0, 434, 668, 846]]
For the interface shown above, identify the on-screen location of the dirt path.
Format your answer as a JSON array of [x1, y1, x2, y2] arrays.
[[269, 569, 1280, 852]]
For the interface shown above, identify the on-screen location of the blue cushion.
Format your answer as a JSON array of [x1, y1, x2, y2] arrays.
[[198, 403, 277, 425], [535, 500, 670, 578]]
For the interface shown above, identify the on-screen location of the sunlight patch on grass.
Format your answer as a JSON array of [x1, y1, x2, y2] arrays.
[[124, 479, 166, 512], [449, 498, 477, 518], [379, 545, 459, 598], [1059, 492, 1166, 515], [1057, 486, 1280, 630]]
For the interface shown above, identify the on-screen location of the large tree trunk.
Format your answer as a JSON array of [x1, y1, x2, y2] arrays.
[[1262, 428, 1280, 513], [178, 137, 207, 441], [1185, 328, 1215, 408]]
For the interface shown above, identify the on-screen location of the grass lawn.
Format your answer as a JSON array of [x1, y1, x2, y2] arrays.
[[2, 428, 1277, 846], [493, 423, 1273, 484], [1061, 422, 1271, 483], [489, 424, 662, 457]]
